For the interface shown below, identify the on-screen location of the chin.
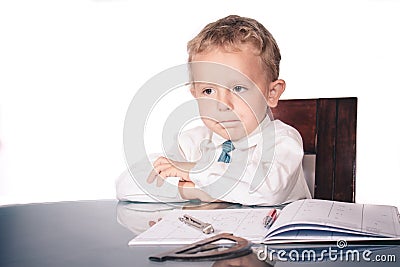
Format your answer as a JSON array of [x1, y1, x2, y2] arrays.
[[228, 134, 246, 141], [206, 123, 246, 140], [221, 129, 246, 141]]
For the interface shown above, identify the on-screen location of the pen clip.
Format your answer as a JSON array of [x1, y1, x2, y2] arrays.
[[179, 214, 214, 234]]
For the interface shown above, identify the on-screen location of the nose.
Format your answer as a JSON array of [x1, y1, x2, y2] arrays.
[[217, 90, 233, 111]]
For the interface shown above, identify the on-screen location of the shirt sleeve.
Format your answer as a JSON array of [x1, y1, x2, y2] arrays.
[[116, 127, 211, 202], [115, 153, 185, 202]]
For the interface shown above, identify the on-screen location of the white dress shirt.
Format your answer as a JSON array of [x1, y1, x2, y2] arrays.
[[116, 116, 311, 205], [179, 116, 312, 205]]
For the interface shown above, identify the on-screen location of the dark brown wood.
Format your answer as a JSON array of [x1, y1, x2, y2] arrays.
[[333, 98, 357, 202], [271, 97, 357, 203], [271, 99, 317, 154], [314, 99, 337, 201]]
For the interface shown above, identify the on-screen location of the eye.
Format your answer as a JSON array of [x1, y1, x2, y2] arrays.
[[202, 88, 215, 95], [232, 85, 248, 93]]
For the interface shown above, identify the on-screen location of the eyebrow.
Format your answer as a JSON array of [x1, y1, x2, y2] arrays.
[[193, 81, 253, 89], [192, 82, 220, 89]]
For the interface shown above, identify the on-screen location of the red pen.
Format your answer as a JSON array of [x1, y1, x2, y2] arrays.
[[263, 209, 277, 228]]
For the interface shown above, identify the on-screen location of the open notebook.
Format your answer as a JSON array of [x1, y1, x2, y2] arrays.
[[128, 199, 400, 245]]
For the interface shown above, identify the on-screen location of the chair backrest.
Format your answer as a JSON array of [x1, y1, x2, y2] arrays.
[[270, 97, 357, 202]]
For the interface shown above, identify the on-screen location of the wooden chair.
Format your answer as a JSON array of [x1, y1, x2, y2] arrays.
[[271, 97, 357, 202]]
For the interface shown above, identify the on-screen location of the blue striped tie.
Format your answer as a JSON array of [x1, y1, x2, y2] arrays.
[[217, 140, 235, 163]]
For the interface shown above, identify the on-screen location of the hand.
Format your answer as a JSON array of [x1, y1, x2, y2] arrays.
[[147, 157, 196, 187]]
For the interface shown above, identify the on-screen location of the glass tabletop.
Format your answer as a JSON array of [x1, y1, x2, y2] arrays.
[[0, 200, 398, 267]]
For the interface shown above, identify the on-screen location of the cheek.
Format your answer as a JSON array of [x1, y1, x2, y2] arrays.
[[197, 98, 214, 116], [251, 101, 268, 119], [201, 117, 214, 129], [241, 95, 266, 117], [234, 98, 266, 127], [201, 118, 228, 138]]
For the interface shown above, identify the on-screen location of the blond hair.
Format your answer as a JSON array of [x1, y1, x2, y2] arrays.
[[187, 15, 281, 82]]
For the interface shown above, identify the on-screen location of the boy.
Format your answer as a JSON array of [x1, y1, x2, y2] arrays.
[[117, 15, 311, 205]]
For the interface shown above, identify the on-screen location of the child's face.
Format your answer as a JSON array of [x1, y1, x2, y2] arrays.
[[190, 46, 285, 141]]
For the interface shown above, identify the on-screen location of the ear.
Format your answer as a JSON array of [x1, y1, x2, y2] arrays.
[[266, 79, 285, 108]]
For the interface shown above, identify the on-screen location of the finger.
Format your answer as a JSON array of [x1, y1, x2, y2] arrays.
[[153, 156, 169, 167], [156, 167, 171, 179], [153, 163, 172, 174], [146, 169, 158, 183], [152, 157, 163, 167], [156, 174, 165, 187], [160, 167, 179, 178]]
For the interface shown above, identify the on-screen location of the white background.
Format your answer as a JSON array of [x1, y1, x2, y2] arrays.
[[1, 0, 399, 207]]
